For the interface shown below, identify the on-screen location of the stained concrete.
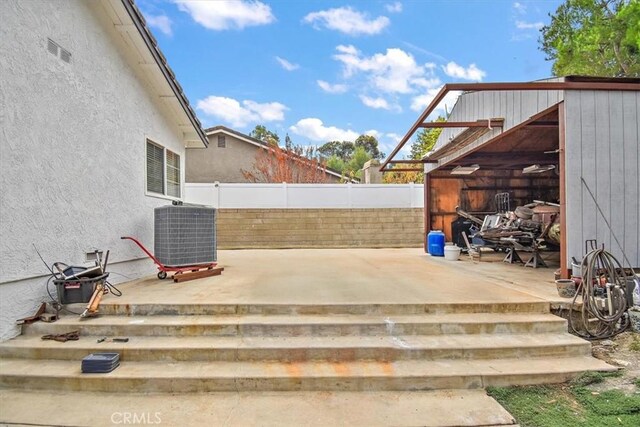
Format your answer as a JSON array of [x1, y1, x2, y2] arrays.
[[100, 248, 562, 307], [0, 389, 516, 427]]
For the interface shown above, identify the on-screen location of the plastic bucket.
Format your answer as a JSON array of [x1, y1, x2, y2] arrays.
[[555, 279, 577, 298], [444, 245, 461, 261]]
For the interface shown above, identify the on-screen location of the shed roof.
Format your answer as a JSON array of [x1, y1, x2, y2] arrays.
[[381, 76, 640, 172]]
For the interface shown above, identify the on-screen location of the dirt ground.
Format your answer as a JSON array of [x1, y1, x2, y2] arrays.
[[589, 331, 640, 394]]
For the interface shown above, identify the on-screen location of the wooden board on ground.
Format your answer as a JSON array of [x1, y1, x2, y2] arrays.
[[173, 267, 224, 283]]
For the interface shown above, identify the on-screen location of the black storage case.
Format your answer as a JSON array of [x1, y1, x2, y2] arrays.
[[54, 273, 108, 305]]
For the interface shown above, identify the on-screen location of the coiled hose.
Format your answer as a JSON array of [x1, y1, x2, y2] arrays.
[[569, 248, 630, 340]]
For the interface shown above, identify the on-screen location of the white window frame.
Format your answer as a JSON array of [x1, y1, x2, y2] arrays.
[[145, 138, 183, 201]]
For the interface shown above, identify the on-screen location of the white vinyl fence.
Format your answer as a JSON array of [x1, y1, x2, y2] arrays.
[[185, 183, 424, 209]]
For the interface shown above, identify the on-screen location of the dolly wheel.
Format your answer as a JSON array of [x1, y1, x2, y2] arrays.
[[157, 271, 167, 280]]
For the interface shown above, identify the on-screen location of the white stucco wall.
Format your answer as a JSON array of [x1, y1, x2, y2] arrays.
[[0, 1, 188, 340]]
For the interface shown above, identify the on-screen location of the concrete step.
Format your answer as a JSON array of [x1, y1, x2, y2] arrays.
[[0, 356, 615, 392], [0, 333, 590, 362], [0, 388, 517, 427], [97, 302, 551, 316], [21, 312, 568, 337]]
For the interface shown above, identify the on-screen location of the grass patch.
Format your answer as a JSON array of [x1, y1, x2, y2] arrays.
[[570, 370, 622, 387], [630, 336, 640, 352], [488, 377, 640, 427], [634, 378, 640, 388]]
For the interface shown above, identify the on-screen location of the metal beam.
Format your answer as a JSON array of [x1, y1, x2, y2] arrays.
[[418, 120, 504, 128], [525, 121, 559, 128], [381, 168, 423, 173], [388, 159, 423, 164], [380, 80, 640, 171], [388, 159, 438, 164]]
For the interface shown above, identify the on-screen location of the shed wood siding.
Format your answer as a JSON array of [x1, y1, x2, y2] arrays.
[[427, 88, 563, 172], [564, 90, 640, 267]]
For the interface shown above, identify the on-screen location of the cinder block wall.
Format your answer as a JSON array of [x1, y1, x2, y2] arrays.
[[217, 208, 424, 249]]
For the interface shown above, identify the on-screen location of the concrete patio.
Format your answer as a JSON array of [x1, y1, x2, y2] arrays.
[[0, 248, 612, 427], [100, 248, 564, 307]]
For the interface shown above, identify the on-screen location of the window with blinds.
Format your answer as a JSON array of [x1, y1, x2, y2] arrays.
[[146, 141, 164, 195], [146, 139, 181, 199], [166, 150, 181, 198]]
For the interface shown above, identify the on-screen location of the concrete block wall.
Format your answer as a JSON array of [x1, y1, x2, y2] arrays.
[[216, 209, 424, 249]]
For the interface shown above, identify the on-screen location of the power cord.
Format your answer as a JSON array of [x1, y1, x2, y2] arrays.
[[569, 248, 630, 340]]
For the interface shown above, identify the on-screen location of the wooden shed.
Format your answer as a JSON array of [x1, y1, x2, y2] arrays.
[[382, 76, 640, 277]]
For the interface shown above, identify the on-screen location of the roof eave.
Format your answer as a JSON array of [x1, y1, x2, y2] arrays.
[[121, 0, 208, 148]]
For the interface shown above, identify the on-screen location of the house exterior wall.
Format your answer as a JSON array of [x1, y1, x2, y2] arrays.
[[564, 90, 640, 267], [426, 88, 564, 173], [0, 0, 187, 340], [186, 133, 344, 183], [186, 134, 261, 183]]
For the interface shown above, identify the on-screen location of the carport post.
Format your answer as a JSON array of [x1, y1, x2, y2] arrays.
[[559, 102, 569, 279], [424, 171, 431, 251]]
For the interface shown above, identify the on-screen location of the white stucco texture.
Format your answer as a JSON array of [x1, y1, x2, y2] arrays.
[[0, 0, 189, 340]]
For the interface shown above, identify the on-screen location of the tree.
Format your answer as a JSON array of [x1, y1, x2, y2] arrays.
[[354, 135, 385, 160], [326, 155, 346, 174], [384, 118, 446, 184], [345, 146, 372, 179], [318, 140, 354, 160], [540, 0, 640, 77], [409, 117, 445, 160], [250, 125, 280, 145], [242, 142, 329, 183]]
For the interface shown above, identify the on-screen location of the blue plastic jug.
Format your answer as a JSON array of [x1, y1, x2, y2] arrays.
[[427, 230, 445, 256]]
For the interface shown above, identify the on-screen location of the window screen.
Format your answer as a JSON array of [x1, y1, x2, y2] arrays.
[[146, 140, 164, 194], [166, 150, 181, 198]]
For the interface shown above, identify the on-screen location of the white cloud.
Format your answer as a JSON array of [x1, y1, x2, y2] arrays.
[[359, 95, 391, 110], [513, 2, 527, 14], [385, 2, 403, 13], [410, 87, 462, 117], [303, 7, 390, 36], [275, 56, 299, 71], [386, 132, 402, 143], [515, 20, 544, 30], [289, 118, 360, 142], [441, 62, 486, 81], [364, 129, 381, 139], [196, 96, 287, 128], [317, 80, 348, 94], [333, 45, 436, 94], [145, 14, 173, 36], [174, 0, 275, 30]]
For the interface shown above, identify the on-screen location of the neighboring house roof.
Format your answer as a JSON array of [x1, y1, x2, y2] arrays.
[[204, 125, 356, 181], [107, 0, 208, 147]]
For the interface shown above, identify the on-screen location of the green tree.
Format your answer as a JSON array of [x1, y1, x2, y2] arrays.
[[250, 125, 280, 145], [410, 117, 445, 160], [326, 155, 346, 174], [540, 0, 640, 77], [354, 134, 385, 160], [318, 140, 354, 160], [345, 146, 372, 179]]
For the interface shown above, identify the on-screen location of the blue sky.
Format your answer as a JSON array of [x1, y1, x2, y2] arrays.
[[138, 0, 563, 158]]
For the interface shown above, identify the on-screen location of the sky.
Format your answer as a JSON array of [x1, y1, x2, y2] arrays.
[[138, 0, 564, 158]]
